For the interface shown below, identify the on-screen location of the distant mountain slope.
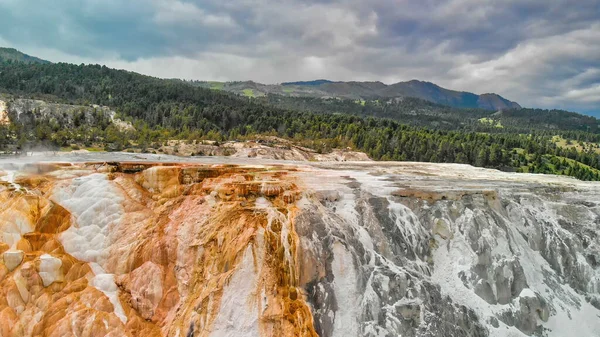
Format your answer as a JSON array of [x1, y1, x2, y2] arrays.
[[478, 93, 521, 110], [196, 79, 520, 111], [379, 80, 521, 110], [258, 94, 599, 134], [281, 79, 333, 86], [0, 47, 50, 64]]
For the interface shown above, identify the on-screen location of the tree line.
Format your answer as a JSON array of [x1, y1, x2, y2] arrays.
[[1, 60, 599, 181]]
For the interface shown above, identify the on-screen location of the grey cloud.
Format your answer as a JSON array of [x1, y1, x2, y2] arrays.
[[0, 0, 241, 60], [0, 0, 599, 114]]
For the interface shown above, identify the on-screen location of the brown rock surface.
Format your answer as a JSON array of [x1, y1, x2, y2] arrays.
[[0, 162, 318, 337]]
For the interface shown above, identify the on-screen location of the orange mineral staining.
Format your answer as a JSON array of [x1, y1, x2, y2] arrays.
[[0, 162, 321, 336]]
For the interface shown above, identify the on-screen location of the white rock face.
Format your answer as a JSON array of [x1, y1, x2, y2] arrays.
[[52, 173, 128, 324], [209, 246, 260, 337], [291, 161, 600, 337], [330, 242, 360, 337], [54, 173, 124, 266], [89, 262, 128, 323], [3, 250, 24, 271], [38, 254, 62, 287]]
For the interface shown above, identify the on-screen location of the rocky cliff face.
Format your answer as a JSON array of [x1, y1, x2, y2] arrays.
[[0, 156, 598, 337], [0, 98, 134, 131]]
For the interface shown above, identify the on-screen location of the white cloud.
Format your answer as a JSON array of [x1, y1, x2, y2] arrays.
[[152, 0, 237, 28], [565, 85, 600, 103], [445, 24, 600, 110], [0, 0, 599, 114]]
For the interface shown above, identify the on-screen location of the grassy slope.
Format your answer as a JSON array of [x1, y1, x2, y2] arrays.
[[553, 135, 600, 154]]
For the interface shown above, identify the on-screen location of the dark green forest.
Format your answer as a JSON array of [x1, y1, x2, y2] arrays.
[[1, 59, 600, 181]]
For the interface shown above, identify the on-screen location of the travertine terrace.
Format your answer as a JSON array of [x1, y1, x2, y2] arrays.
[[0, 154, 599, 337]]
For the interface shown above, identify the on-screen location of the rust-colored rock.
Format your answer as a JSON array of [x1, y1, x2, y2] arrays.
[[0, 162, 317, 337]]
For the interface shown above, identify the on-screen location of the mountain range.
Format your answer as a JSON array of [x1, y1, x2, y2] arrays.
[[195, 79, 521, 111], [0, 47, 532, 112]]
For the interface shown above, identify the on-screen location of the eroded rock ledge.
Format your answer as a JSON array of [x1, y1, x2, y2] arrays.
[[0, 160, 598, 337]]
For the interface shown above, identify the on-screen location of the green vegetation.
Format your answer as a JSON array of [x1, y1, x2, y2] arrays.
[[553, 135, 600, 154], [517, 154, 600, 181], [260, 95, 600, 135], [0, 48, 50, 64], [479, 117, 503, 128], [209, 81, 224, 90], [242, 89, 255, 97], [0, 57, 599, 181]]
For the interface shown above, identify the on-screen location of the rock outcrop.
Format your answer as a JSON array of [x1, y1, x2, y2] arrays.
[[0, 100, 9, 125], [0, 97, 134, 131], [0, 156, 598, 336], [157, 138, 371, 161]]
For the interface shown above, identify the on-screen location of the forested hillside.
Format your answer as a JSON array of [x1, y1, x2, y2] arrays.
[[1, 57, 600, 181], [0, 48, 49, 64], [192, 79, 521, 110], [259, 94, 600, 136]]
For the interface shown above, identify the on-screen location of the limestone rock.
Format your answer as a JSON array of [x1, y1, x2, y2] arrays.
[[0, 157, 598, 337], [38, 254, 63, 287], [3, 250, 24, 271]]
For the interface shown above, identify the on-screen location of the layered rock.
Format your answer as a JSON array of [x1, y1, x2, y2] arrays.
[[0, 157, 598, 337]]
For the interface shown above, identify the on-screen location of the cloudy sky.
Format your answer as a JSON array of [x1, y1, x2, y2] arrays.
[[0, 0, 599, 114]]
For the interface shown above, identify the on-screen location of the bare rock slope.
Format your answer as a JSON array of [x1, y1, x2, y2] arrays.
[[158, 139, 370, 162]]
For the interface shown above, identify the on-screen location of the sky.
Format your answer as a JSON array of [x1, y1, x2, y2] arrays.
[[0, 0, 599, 115]]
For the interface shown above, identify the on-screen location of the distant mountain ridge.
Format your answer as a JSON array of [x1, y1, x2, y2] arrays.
[[281, 79, 334, 86], [0, 47, 50, 64], [197, 79, 521, 111], [0, 46, 518, 111]]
